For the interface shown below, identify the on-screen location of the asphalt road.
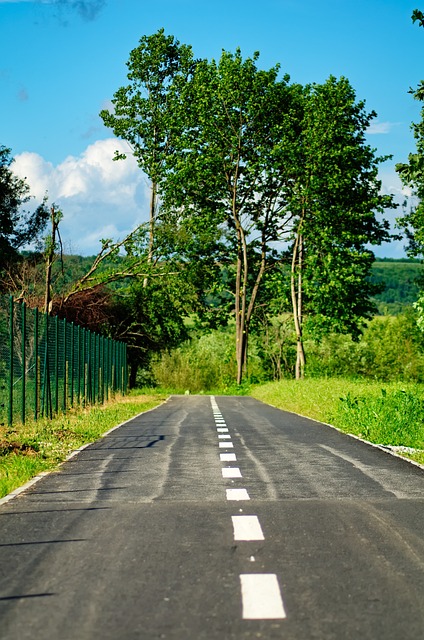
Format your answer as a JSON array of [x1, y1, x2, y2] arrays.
[[0, 395, 423, 639]]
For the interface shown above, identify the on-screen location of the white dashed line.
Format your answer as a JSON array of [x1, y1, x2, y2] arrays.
[[240, 574, 286, 619], [222, 467, 242, 478], [220, 453, 237, 461], [231, 515, 264, 540], [211, 395, 286, 622], [226, 488, 250, 501]]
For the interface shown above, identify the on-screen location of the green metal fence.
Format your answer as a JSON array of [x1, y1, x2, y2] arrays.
[[0, 295, 127, 427]]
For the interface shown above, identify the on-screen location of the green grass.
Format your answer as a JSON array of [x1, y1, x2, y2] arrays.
[[251, 378, 424, 466], [0, 392, 167, 499]]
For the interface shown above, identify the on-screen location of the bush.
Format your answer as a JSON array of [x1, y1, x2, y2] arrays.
[[151, 326, 266, 392], [305, 311, 424, 382]]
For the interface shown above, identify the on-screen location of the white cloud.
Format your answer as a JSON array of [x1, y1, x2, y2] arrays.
[[366, 121, 399, 135], [11, 144, 410, 259], [12, 138, 150, 255], [379, 167, 414, 199]]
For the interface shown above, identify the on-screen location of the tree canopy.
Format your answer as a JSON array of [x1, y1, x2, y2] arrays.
[[396, 9, 424, 257], [0, 146, 48, 273], [287, 77, 394, 376], [100, 31, 397, 383]]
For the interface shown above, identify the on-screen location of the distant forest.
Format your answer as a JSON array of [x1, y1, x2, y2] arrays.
[[30, 252, 422, 317], [370, 259, 422, 315]]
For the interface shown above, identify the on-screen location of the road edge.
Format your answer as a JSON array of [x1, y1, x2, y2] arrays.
[[252, 397, 424, 472], [0, 398, 169, 507]]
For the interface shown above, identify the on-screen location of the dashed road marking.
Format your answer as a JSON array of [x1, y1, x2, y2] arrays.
[[222, 467, 242, 478], [240, 574, 286, 619], [220, 453, 237, 461], [231, 515, 264, 540], [218, 434, 232, 439], [211, 395, 286, 622], [226, 488, 250, 501]]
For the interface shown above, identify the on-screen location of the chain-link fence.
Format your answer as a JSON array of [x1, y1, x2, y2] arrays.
[[0, 296, 127, 426]]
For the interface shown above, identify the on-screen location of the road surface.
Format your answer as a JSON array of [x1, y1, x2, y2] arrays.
[[0, 395, 423, 639]]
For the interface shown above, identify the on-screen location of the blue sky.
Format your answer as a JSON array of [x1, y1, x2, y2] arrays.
[[0, 0, 423, 256]]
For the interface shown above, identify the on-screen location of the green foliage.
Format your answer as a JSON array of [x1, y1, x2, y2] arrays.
[[164, 47, 302, 382], [395, 11, 424, 259], [0, 146, 49, 274], [370, 259, 421, 314], [151, 326, 265, 393], [100, 29, 194, 186], [412, 9, 424, 27], [247, 308, 424, 383], [334, 389, 424, 446], [100, 33, 402, 385], [109, 276, 191, 387], [306, 312, 424, 381], [288, 77, 395, 340]]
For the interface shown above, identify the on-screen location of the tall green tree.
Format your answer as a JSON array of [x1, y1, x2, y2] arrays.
[[396, 10, 424, 326], [0, 146, 48, 274], [166, 49, 301, 384], [100, 30, 194, 272], [287, 78, 394, 378], [396, 10, 424, 256]]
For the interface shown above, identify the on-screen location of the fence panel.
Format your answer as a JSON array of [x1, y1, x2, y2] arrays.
[[0, 296, 127, 427]]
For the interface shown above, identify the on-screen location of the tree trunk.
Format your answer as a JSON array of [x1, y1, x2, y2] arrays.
[[129, 361, 138, 389], [235, 243, 246, 385], [44, 206, 59, 314], [143, 180, 157, 288], [291, 230, 306, 379]]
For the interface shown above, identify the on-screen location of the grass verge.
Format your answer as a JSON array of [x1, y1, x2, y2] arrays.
[[250, 378, 424, 466], [0, 392, 167, 499]]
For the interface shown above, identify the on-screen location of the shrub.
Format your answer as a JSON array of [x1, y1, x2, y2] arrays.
[[151, 326, 266, 392]]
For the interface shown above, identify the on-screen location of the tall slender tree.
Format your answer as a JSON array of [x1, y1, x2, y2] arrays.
[[396, 9, 424, 327], [166, 50, 301, 384], [100, 30, 194, 277], [396, 10, 424, 256], [287, 77, 394, 378]]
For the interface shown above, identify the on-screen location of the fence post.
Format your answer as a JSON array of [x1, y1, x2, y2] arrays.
[[8, 296, 13, 427], [81, 327, 86, 406], [109, 338, 112, 398], [21, 301, 26, 424], [91, 331, 96, 405], [63, 317, 67, 413], [104, 336, 107, 403], [124, 342, 128, 393], [95, 332, 99, 404], [34, 307, 39, 421], [54, 315, 59, 415], [100, 335, 104, 404], [76, 324, 81, 405], [120, 342, 123, 394], [70, 322, 74, 408]]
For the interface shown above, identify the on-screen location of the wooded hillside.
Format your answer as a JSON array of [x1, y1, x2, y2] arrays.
[[370, 259, 422, 314]]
